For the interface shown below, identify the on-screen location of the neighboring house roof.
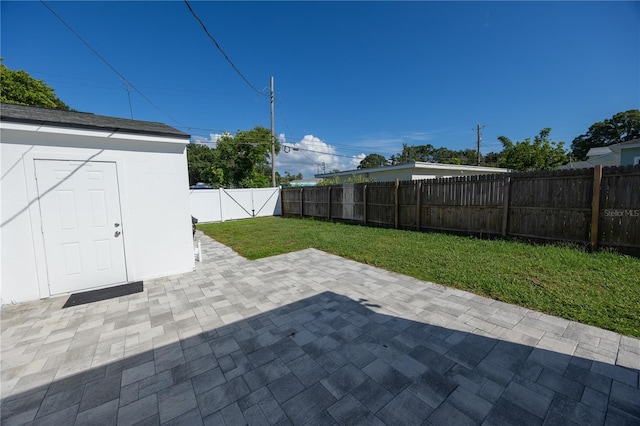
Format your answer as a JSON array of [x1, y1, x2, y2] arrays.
[[608, 138, 640, 152], [558, 139, 640, 170], [559, 153, 620, 170], [586, 146, 613, 157], [315, 161, 508, 179], [559, 145, 618, 170], [0, 103, 189, 139]]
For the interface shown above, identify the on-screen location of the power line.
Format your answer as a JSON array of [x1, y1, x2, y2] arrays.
[[123, 80, 133, 119], [183, 0, 266, 97], [39, 0, 184, 126], [283, 145, 360, 159], [180, 126, 238, 134], [296, 148, 323, 171], [30, 70, 264, 100], [281, 136, 369, 155]]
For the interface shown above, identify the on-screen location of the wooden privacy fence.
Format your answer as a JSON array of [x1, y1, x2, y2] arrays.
[[280, 164, 640, 255]]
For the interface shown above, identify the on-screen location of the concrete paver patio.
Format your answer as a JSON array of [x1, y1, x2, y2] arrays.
[[1, 231, 639, 425]]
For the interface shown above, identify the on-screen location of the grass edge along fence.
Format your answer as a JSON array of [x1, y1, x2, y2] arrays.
[[280, 164, 640, 256]]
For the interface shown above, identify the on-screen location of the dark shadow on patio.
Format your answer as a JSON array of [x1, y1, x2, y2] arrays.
[[1, 291, 639, 425]]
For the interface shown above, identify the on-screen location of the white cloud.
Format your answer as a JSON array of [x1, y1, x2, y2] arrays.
[[276, 135, 365, 179], [191, 133, 227, 149], [189, 132, 366, 179]]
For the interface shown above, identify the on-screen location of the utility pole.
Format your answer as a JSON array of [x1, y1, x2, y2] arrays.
[[474, 123, 485, 166], [270, 76, 276, 187]]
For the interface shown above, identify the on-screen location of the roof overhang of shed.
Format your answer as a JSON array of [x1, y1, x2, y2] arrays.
[[0, 103, 190, 143], [0, 121, 189, 145]]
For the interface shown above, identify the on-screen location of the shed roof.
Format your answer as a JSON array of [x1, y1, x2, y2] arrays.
[[1, 103, 190, 139]]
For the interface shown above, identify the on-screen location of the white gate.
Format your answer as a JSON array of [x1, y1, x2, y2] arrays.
[[35, 160, 127, 295], [190, 187, 281, 223]]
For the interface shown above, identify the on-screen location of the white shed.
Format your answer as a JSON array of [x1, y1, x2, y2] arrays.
[[1, 103, 195, 304]]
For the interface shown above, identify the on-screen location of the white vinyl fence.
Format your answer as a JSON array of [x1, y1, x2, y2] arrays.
[[190, 187, 281, 223]]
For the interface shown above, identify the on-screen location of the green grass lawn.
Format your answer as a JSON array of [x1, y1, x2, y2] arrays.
[[199, 217, 640, 338]]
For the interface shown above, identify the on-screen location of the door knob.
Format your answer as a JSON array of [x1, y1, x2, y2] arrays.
[[114, 223, 120, 227], [115, 231, 121, 237]]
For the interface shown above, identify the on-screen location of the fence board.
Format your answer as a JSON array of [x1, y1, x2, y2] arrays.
[[598, 165, 640, 254], [507, 168, 594, 244], [280, 165, 640, 255]]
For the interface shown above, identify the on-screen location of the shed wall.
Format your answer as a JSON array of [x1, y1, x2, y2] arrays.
[[1, 126, 194, 303]]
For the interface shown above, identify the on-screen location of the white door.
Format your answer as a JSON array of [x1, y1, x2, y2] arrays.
[[35, 160, 127, 295]]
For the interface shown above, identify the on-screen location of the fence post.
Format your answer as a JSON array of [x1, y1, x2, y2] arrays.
[[590, 165, 603, 251], [328, 186, 331, 220], [300, 188, 304, 218], [363, 184, 367, 226], [501, 176, 511, 236], [219, 187, 225, 222], [395, 179, 400, 229], [251, 188, 255, 217], [416, 180, 422, 231]]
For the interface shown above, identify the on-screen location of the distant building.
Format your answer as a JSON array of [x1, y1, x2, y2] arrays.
[[560, 139, 640, 170], [288, 178, 320, 187], [315, 161, 509, 183], [610, 139, 640, 166], [191, 182, 213, 189]]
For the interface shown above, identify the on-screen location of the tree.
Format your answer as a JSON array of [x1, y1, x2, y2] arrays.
[[186, 126, 279, 188], [186, 143, 217, 186], [389, 144, 485, 166], [318, 174, 375, 186], [432, 147, 479, 165], [210, 126, 279, 188], [394, 143, 436, 163], [498, 128, 568, 172], [483, 152, 502, 167], [459, 149, 480, 166], [431, 147, 458, 164], [0, 60, 70, 110], [358, 153, 388, 169], [570, 110, 640, 160], [277, 171, 303, 186]]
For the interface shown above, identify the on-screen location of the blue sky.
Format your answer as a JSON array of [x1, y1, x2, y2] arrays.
[[2, 1, 639, 177]]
